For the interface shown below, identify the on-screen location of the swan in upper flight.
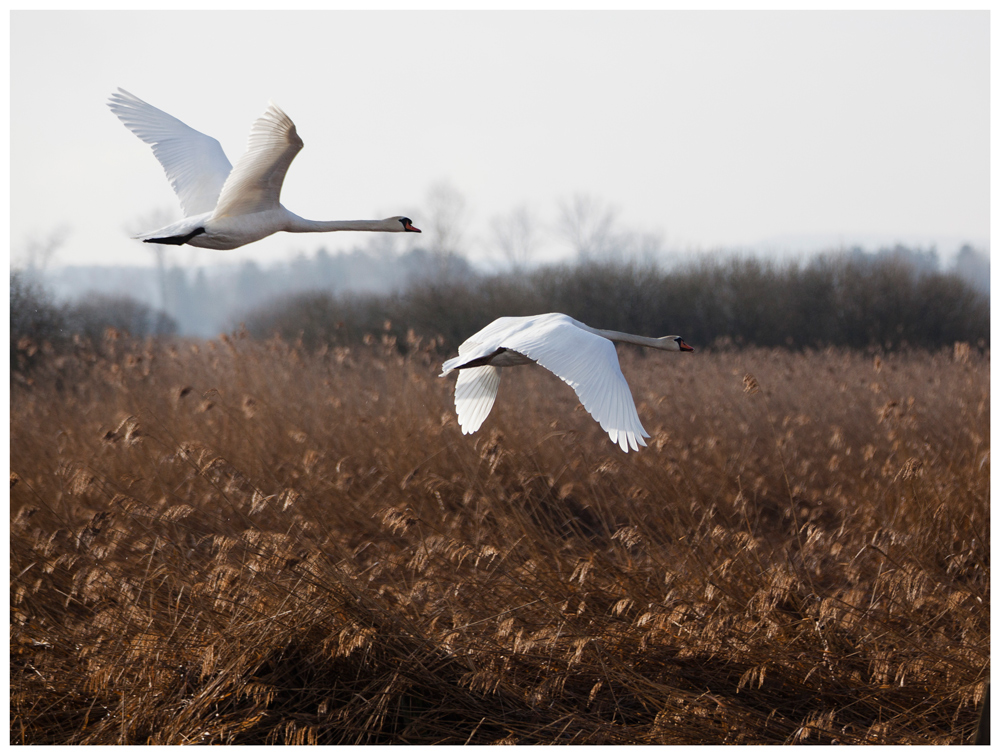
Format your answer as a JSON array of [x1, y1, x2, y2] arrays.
[[440, 313, 694, 452], [107, 88, 421, 249]]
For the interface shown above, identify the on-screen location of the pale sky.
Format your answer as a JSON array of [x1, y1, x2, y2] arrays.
[[9, 10, 991, 270]]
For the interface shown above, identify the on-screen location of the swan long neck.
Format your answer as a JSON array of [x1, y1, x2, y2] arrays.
[[591, 328, 675, 350], [285, 215, 395, 233]]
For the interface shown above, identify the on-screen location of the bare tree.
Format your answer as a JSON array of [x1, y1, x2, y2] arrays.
[[425, 180, 468, 257], [618, 231, 667, 264], [953, 244, 990, 295], [364, 225, 403, 262], [15, 225, 70, 278], [490, 205, 541, 271], [557, 193, 619, 261], [128, 209, 176, 314]]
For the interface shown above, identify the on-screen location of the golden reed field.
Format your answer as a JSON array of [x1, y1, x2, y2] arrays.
[[10, 331, 989, 744]]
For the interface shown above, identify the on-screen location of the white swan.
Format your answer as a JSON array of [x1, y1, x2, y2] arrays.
[[107, 88, 421, 249], [440, 313, 694, 452]]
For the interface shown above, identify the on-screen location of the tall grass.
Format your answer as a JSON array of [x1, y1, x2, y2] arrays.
[[10, 333, 989, 744]]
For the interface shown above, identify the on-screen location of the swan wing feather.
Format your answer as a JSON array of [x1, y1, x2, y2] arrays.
[[212, 102, 304, 219], [500, 317, 648, 452], [108, 88, 233, 217], [453, 366, 502, 434]]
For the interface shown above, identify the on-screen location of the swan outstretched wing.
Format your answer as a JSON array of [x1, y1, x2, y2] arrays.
[[441, 320, 508, 432], [438, 317, 525, 375], [108, 88, 233, 217], [455, 317, 522, 357], [212, 102, 304, 219], [501, 318, 649, 452], [453, 366, 502, 435]]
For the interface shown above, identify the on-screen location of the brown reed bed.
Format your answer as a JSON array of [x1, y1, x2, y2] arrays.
[[10, 332, 989, 744]]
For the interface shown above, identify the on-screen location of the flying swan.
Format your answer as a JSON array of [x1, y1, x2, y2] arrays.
[[440, 313, 694, 452], [107, 88, 421, 249]]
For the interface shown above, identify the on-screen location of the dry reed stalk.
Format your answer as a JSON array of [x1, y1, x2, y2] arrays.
[[10, 335, 989, 744]]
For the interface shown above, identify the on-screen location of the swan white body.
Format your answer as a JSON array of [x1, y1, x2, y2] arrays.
[[108, 89, 421, 249], [440, 313, 694, 452]]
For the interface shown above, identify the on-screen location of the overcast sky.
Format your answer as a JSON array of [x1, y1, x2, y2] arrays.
[[9, 10, 990, 270]]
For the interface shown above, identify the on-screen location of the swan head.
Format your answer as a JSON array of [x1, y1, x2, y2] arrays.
[[660, 336, 695, 352], [389, 216, 421, 233]]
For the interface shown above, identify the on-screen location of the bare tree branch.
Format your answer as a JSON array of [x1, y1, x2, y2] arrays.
[[557, 194, 618, 261], [490, 205, 541, 271]]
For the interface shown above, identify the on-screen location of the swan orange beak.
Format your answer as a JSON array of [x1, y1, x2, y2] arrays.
[[678, 339, 694, 352], [404, 221, 421, 233]]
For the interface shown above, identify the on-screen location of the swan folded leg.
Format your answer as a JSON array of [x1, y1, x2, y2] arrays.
[[132, 212, 214, 246], [143, 227, 207, 245]]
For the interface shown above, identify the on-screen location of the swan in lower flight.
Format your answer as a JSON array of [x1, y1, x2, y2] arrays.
[[107, 89, 421, 249], [440, 313, 694, 452]]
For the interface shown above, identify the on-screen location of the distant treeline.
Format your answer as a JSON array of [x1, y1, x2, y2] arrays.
[[11, 248, 990, 371], [42, 247, 475, 338], [10, 272, 177, 373], [241, 251, 989, 354]]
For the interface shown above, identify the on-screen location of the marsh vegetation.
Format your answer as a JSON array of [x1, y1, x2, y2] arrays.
[[10, 326, 989, 744]]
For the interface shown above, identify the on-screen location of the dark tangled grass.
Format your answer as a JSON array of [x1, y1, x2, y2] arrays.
[[10, 331, 989, 744]]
